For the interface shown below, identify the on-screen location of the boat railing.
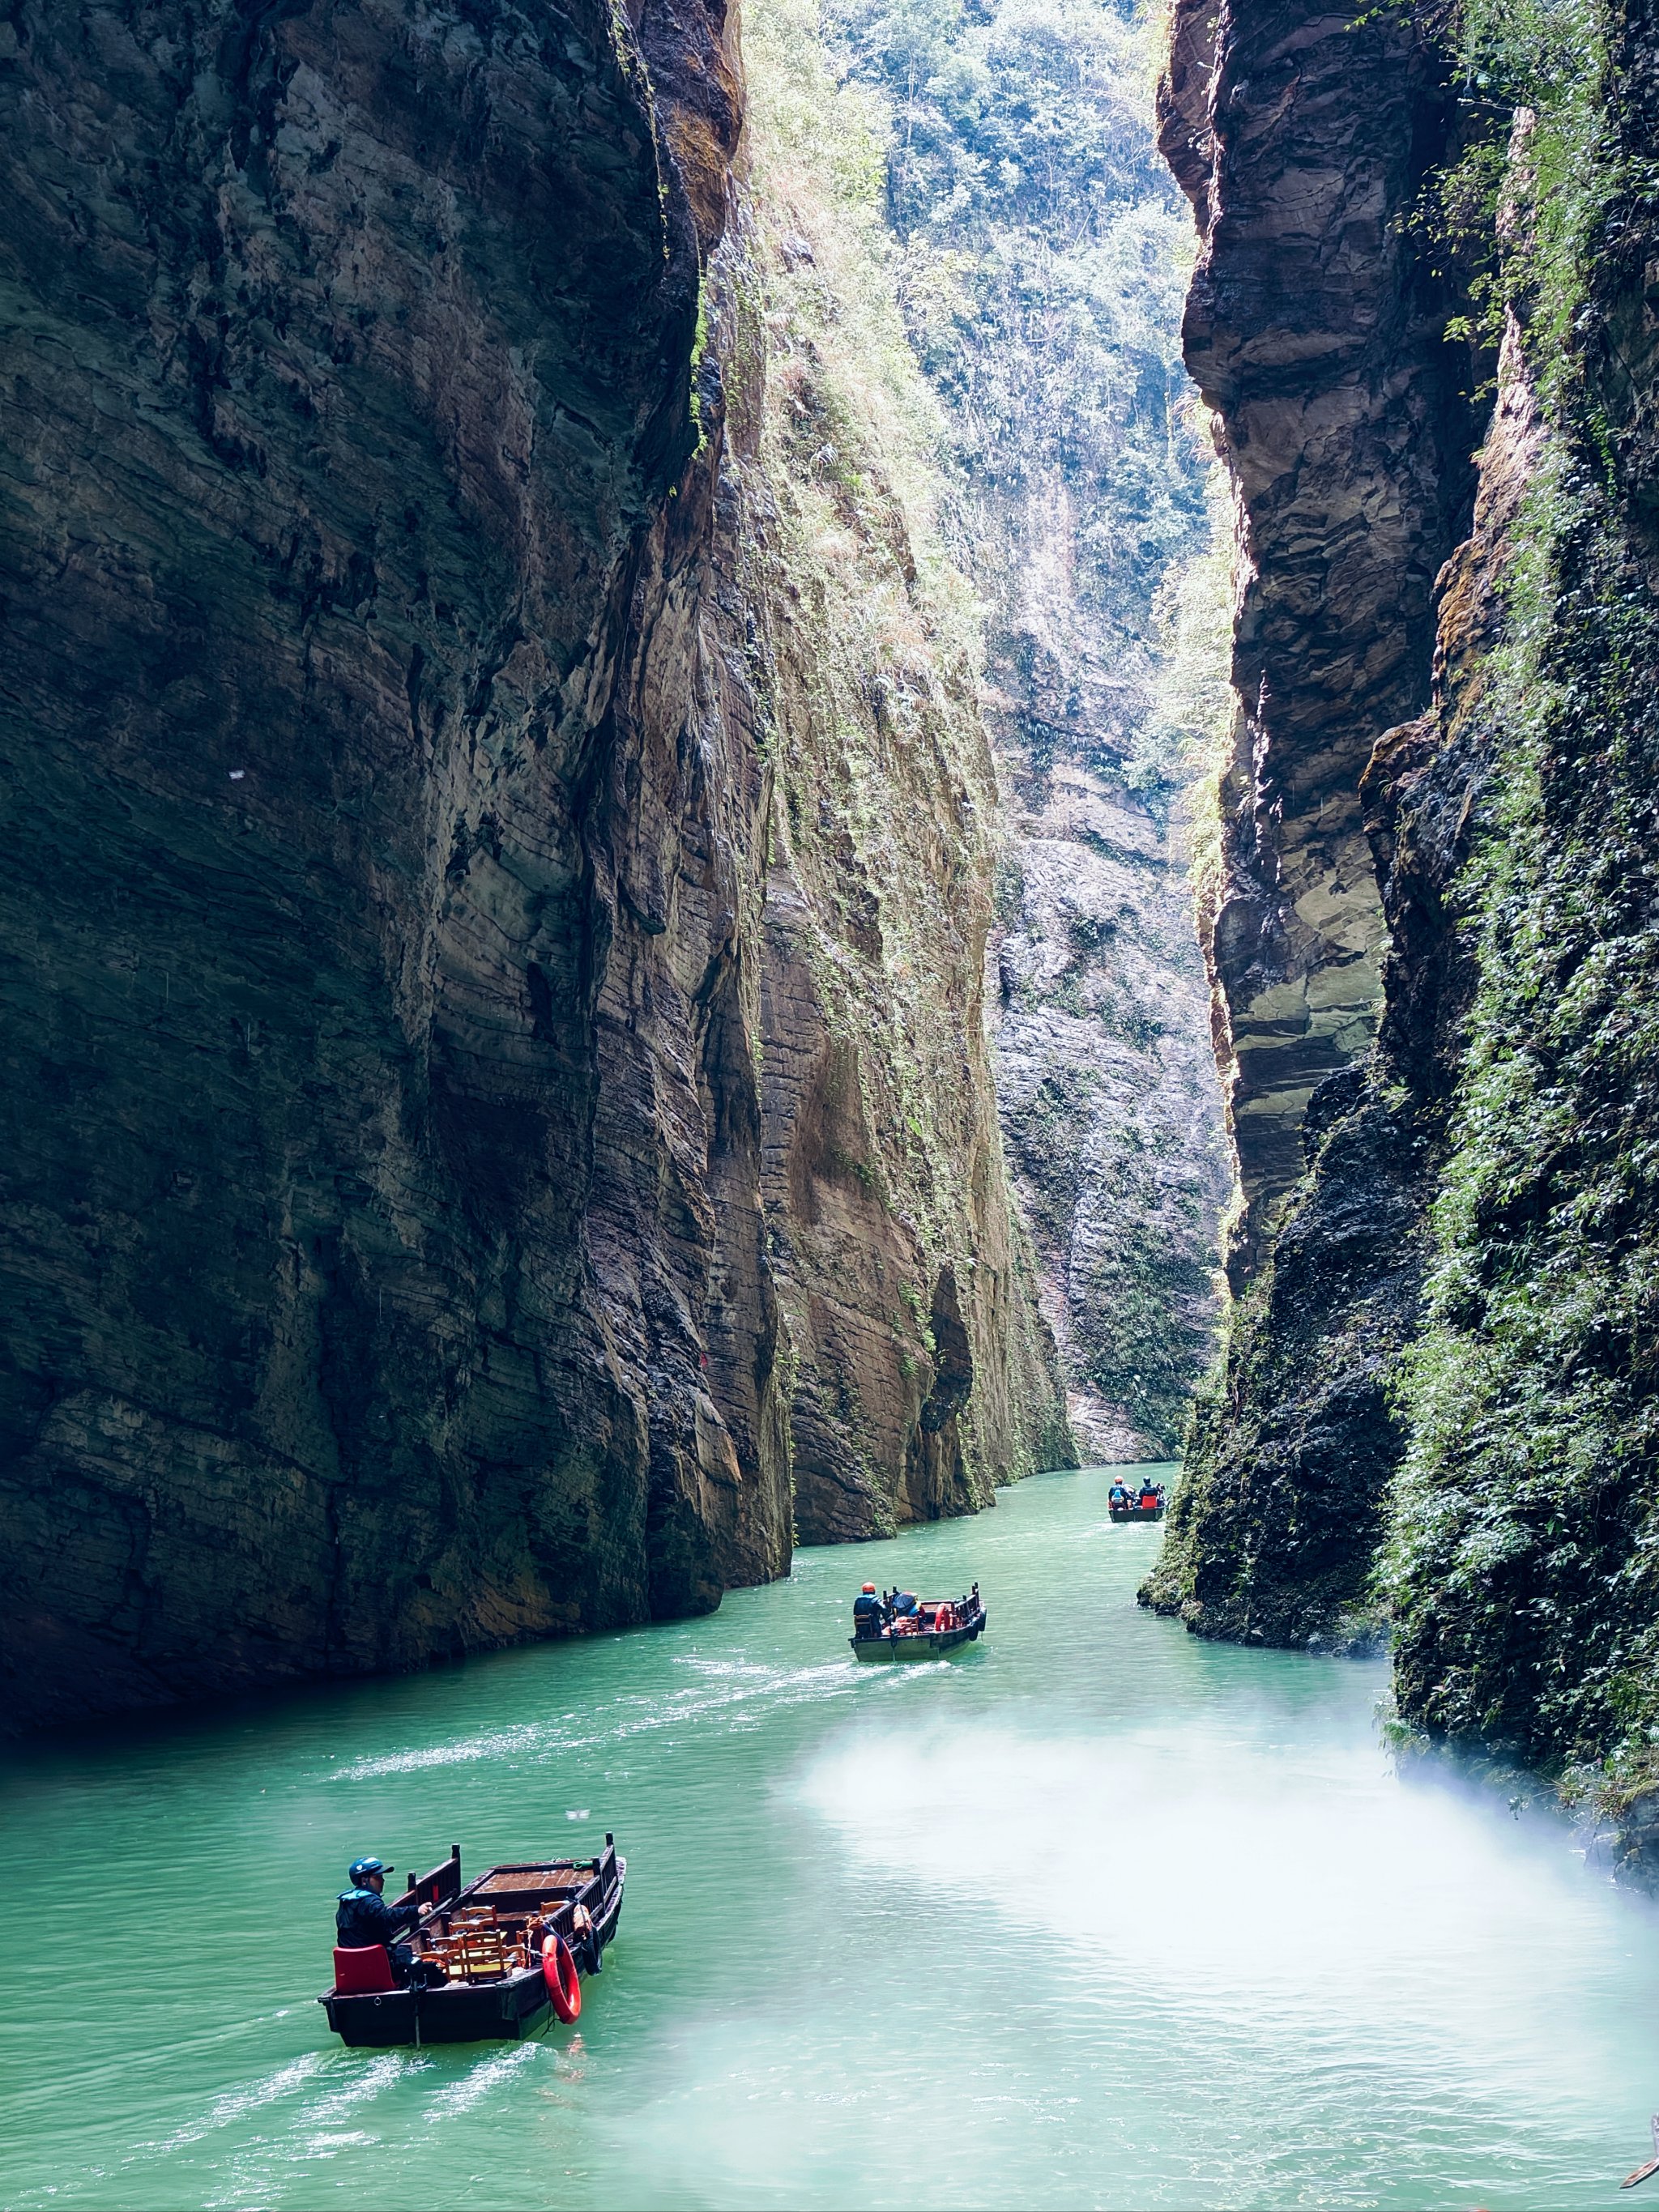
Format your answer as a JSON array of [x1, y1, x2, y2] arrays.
[[401, 1843, 463, 1920]]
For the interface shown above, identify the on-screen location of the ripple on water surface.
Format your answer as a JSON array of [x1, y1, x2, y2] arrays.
[[2, 1464, 1657, 2210]]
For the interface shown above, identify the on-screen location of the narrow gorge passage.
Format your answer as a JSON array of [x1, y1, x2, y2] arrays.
[[812, 0, 1235, 1464], [9, 0, 1659, 2197]]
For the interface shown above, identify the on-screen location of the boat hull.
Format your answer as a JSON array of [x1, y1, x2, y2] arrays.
[[1109, 1503, 1165, 1523], [320, 1847, 625, 2048], [850, 1612, 987, 1660]]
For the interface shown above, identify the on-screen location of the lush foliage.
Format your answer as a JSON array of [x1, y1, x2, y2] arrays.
[[1419, 0, 1607, 387], [1382, 0, 1659, 1792], [822, 0, 1210, 718], [1385, 456, 1659, 1779]]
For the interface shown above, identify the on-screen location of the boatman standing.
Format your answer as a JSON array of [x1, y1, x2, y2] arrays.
[[336, 1856, 421, 1982]]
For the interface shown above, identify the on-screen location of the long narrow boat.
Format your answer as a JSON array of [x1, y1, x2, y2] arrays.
[[319, 1840, 625, 2047], [851, 1590, 987, 1660]]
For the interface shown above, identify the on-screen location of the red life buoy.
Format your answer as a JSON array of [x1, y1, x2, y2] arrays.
[[542, 1932, 582, 2022]]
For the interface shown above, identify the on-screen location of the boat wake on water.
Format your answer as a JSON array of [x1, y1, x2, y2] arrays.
[[10, 1470, 1659, 2210], [422, 2040, 542, 2123], [330, 1657, 855, 1782]]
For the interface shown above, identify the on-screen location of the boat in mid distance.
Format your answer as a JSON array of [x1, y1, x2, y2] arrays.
[[320, 1841, 624, 2047], [1109, 1482, 1167, 1524], [850, 1585, 987, 1660]]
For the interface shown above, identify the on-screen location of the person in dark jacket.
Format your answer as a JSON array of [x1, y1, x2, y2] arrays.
[[336, 1857, 421, 1984], [853, 1583, 885, 1636]]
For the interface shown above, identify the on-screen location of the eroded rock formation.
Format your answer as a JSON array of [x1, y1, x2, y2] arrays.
[[1142, 0, 1483, 1641], [0, 0, 1061, 1731], [1149, 0, 1659, 1855], [1160, 0, 1481, 1281]]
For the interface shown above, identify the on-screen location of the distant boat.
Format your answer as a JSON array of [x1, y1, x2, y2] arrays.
[[1109, 1486, 1166, 1523], [320, 1843, 624, 2047], [851, 1588, 987, 1660]]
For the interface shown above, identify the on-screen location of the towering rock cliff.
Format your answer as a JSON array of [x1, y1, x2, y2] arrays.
[[0, 0, 1062, 1731], [1147, 0, 1659, 1841], [825, 0, 1234, 1459], [1144, 0, 1483, 1643]]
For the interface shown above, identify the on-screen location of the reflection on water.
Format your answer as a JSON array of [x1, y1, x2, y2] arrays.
[[2, 1464, 1656, 2210]]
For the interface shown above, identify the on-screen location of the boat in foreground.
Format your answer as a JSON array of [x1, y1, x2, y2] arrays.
[[851, 1588, 987, 1660], [320, 1841, 624, 2047]]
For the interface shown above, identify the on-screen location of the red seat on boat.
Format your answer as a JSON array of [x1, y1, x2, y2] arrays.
[[333, 1944, 396, 1994]]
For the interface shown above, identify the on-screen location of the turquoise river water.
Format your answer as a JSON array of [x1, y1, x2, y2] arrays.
[[5, 1463, 1659, 2210]]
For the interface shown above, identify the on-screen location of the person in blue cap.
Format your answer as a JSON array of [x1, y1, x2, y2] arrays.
[[336, 1857, 423, 1982]]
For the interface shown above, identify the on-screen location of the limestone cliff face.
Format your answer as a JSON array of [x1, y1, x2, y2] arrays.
[[735, 5, 1072, 1541], [992, 712, 1230, 1466], [1158, 0, 1480, 1281], [1149, 0, 1659, 1849], [0, 0, 1060, 1730], [1141, 0, 1483, 1642]]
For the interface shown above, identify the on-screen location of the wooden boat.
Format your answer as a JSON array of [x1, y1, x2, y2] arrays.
[[319, 1840, 624, 2047], [851, 1590, 987, 1660], [1109, 1491, 1166, 1523]]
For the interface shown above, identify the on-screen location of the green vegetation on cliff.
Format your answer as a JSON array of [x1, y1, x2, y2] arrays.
[[808, 0, 1230, 1458], [825, 0, 1206, 660], [1384, 0, 1659, 1800], [1145, 0, 1659, 1839]]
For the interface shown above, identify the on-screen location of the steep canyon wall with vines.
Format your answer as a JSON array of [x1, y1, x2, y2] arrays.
[[1147, 0, 1659, 1855]]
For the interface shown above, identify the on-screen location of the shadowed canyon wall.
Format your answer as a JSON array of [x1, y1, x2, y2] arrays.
[[1146, 0, 1659, 1852], [1144, 0, 1482, 1643], [0, 0, 1064, 1731]]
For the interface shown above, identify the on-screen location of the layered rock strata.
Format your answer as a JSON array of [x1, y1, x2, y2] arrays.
[[1143, 0, 1484, 1640], [1158, 0, 1482, 1282], [736, 8, 1072, 1539], [0, 0, 1060, 1730]]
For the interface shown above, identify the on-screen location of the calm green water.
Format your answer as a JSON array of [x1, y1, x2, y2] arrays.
[[4, 1464, 1659, 2210]]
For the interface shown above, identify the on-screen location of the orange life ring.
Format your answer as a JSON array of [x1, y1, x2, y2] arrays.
[[542, 1932, 582, 2022]]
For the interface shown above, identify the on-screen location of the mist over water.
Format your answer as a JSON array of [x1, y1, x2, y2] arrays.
[[3, 1464, 1657, 2210]]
